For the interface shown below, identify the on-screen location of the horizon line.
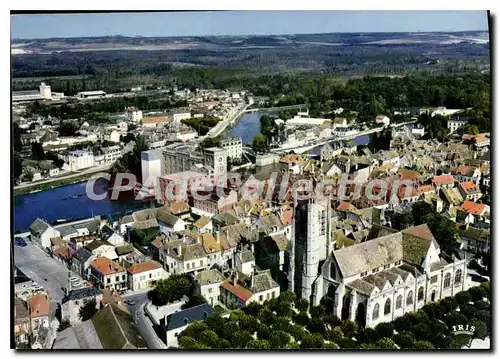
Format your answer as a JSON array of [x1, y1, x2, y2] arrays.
[[11, 29, 490, 42]]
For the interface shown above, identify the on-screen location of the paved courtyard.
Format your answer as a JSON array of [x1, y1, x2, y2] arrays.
[[14, 242, 82, 302]]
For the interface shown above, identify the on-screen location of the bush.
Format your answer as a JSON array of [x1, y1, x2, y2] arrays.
[[149, 274, 191, 306], [355, 327, 379, 344], [375, 322, 394, 339], [288, 324, 307, 342], [455, 291, 472, 307], [198, 330, 219, 348], [325, 327, 344, 343], [179, 321, 208, 341], [273, 316, 291, 332], [295, 298, 310, 312], [306, 317, 326, 335], [468, 286, 487, 302], [246, 339, 271, 349], [269, 330, 291, 349], [413, 340, 434, 349], [280, 291, 297, 304], [393, 332, 416, 349], [300, 333, 325, 349], [257, 323, 271, 340], [340, 320, 357, 337], [243, 302, 262, 316], [231, 330, 253, 348], [293, 312, 311, 327], [470, 318, 488, 339]]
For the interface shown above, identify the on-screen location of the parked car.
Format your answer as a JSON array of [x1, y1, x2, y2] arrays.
[[15, 238, 27, 247], [125, 300, 136, 306]]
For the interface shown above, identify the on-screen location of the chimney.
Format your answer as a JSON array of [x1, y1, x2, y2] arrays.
[[233, 271, 239, 284], [177, 246, 182, 256], [215, 231, 220, 244]]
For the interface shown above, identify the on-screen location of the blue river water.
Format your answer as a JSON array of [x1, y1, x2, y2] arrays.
[[14, 113, 369, 233], [13, 180, 151, 233]]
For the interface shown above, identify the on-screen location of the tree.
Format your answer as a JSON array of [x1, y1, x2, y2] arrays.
[[373, 337, 397, 349], [306, 317, 326, 335], [295, 298, 309, 312], [273, 316, 291, 332], [257, 323, 271, 340], [13, 152, 23, 181], [31, 142, 45, 160], [468, 286, 487, 302], [462, 124, 479, 135], [300, 333, 325, 349], [310, 305, 327, 318], [427, 214, 460, 255], [181, 294, 207, 309], [198, 329, 219, 348], [411, 201, 434, 225], [269, 330, 291, 349], [392, 212, 414, 230], [280, 291, 297, 304], [413, 340, 434, 349], [78, 298, 98, 321], [258, 308, 277, 327], [325, 327, 344, 343], [274, 301, 293, 318], [179, 321, 209, 341], [393, 332, 416, 349], [288, 324, 307, 342], [355, 327, 379, 344], [375, 322, 394, 339], [217, 338, 231, 349], [121, 132, 136, 144], [293, 312, 310, 327], [243, 302, 262, 316], [205, 313, 225, 333], [178, 336, 200, 349], [220, 321, 239, 341], [470, 319, 488, 339], [340, 320, 357, 337], [455, 291, 472, 307], [252, 134, 269, 154], [246, 339, 271, 349], [58, 319, 71, 332], [230, 330, 253, 348], [148, 274, 191, 306]]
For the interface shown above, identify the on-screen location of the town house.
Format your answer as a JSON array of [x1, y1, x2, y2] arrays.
[[89, 257, 127, 292], [127, 261, 168, 292]]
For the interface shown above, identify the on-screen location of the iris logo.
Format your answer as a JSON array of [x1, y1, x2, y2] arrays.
[[452, 324, 476, 336]]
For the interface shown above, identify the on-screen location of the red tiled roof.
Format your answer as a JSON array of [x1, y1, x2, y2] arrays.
[[397, 169, 422, 182], [127, 261, 162, 275], [53, 246, 75, 260], [142, 116, 168, 124], [432, 174, 455, 185], [403, 224, 436, 242], [220, 279, 252, 302], [460, 181, 480, 193], [336, 201, 358, 212], [418, 185, 435, 194], [29, 294, 50, 318], [90, 257, 124, 276], [460, 201, 487, 215], [279, 154, 304, 164], [454, 165, 474, 176], [281, 208, 293, 226]]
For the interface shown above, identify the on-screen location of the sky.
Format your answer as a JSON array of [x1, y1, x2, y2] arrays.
[[11, 11, 489, 39]]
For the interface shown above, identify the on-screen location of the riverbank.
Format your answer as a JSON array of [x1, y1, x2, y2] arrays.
[[14, 172, 99, 196]]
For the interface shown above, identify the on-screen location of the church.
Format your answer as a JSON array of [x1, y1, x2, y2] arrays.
[[288, 198, 468, 328]]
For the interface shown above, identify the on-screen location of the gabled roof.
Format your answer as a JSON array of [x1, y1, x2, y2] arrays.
[[73, 247, 94, 263], [251, 270, 279, 293], [85, 240, 113, 252], [90, 257, 124, 276], [165, 304, 215, 331], [62, 286, 101, 304], [220, 279, 252, 302], [29, 293, 50, 317], [460, 201, 488, 216], [29, 218, 50, 235], [432, 174, 455, 186], [193, 216, 211, 229], [127, 261, 162, 275], [195, 269, 226, 286], [115, 244, 134, 256], [156, 210, 181, 227], [92, 304, 147, 349]]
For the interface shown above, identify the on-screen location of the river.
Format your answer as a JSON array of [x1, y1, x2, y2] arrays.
[[14, 114, 369, 232], [229, 112, 370, 146], [13, 179, 152, 233]]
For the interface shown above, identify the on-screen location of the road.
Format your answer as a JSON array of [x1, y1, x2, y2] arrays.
[[14, 164, 112, 190], [123, 292, 167, 349], [205, 104, 250, 138]]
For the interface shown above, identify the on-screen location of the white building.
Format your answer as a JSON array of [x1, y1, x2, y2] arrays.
[[61, 287, 103, 324], [39, 83, 52, 99], [164, 304, 215, 348], [333, 127, 359, 138], [411, 124, 426, 137], [220, 137, 243, 160], [286, 116, 329, 127], [194, 269, 226, 306], [127, 261, 168, 292], [127, 108, 143, 123], [29, 219, 61, 249], [94, 146, 122, 166], [170, 109, 192, 124], [67, 150, 94, 171], [157, 211, 186, 234], [432, 107, 463, 118], [76, 91, 107, 100], [448, 117, 469, 133], [141, 149, 163, 188]]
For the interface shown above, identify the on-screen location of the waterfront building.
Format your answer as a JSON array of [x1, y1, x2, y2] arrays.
[[141, 149, 163, 188], [220, 137, 243, 160], [447, 117, 469, 133], [67, 150, 95, 171]]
